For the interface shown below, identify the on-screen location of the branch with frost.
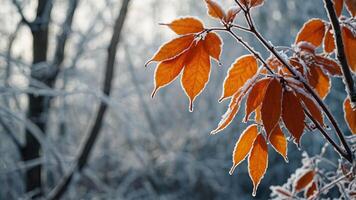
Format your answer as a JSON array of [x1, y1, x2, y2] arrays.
[[324, 0, 356, 103]]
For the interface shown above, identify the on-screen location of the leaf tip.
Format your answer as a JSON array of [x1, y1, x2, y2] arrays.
[[284, 156, 289, 163], [145, 60, 152, 67], [243, 115, 249, 123], [218, 96, 226, 103], [229, 165, 236, 175], [151, 87, 159, 98], [252, 189, 257, 197], [189, 101, 194, 112]]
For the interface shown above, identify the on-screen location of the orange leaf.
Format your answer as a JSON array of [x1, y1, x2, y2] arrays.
[[182, 41, 211, 111], [211, 92, 242, 134], [165, 17, 204, 35], [344, 98, 356, 134], [203, 32, 223, 62], [244, 78, 270, 122], [221, 55, 258, 101], [149, 34, 195, 63], [342, 26, 356, 73], [305, 182, 318, 199], [261, 78, 283, 137], [345, 0, 356, 16], [205, 0, 226, 20], [239, 0, 265, 8], [282, 90, 305, 146], [323, 27, 336, 53], [295, 19, 326, 47], [295, 170, 315, 192], [224, 6, 240, 23], [270, 125, 288, 161], [308, 66, 331, 99], [248, 134, 268, 196], [334, 0, 344, 17], [251, 0, 264, 7], [315, 55, 342, 76], [298, 92, 324, 127], [230, 124, 259, 174], [152, 52, 187, 97]]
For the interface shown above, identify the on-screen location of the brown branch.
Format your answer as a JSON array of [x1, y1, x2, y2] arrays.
[[251, 24, 353, 163], [232, 1, 353, 163], [224, 29, 275, 74], [46, 1, 131, 199], [227, 24, 351, 161], [303, 108, 350, 160], [324, 0, 356, 103]]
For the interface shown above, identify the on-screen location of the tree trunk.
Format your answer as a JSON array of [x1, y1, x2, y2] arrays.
[[21, 0, 52, 197]]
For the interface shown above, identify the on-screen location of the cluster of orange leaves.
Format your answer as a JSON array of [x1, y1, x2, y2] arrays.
[[146, 0, 356, 196]]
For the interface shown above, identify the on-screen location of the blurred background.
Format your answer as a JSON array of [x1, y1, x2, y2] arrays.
[[0, 0, 351, 199]]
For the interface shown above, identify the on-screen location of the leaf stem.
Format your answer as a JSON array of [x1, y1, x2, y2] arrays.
[[224, 28, 275, 74]]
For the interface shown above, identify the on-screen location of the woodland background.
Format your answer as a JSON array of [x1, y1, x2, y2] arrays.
[[0, 0, 351, 199]]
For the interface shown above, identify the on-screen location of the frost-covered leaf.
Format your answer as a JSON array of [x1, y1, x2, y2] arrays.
[[244, 78, 270, 122], [230, 124, 258, 174], [282, 90, 305, 146], [344, 98, 356, 134], [324, 27, 336, 53], [248, 134, 268, 196], [203, 32, 223, 62], [308, 66, 331, 99], [261, 78, 283, 137], [345, 0, 356, 16], [224, 6, 240, 23], [269, 125, 288, 161], [239, 0, 265, 8], [205, 0, 226, 20], [211, 92, 242, 134], [221, 55, 258, 101], [152, 52, 187, 97], [296, 19, 326, 47], [164, 17, 204, 35], [148, 34, 195, 63], [294, 170, 315, 192], [343, 26, 356, 73], [334, 0, 344, 17], [182, 41, 211, 111]]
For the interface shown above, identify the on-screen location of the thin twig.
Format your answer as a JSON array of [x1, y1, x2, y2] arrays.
[[11, 0, 32, 26]]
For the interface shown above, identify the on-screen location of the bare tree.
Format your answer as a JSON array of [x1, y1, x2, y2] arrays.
[[47, 0, 131, 199], [10, 0, 79, 197]]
